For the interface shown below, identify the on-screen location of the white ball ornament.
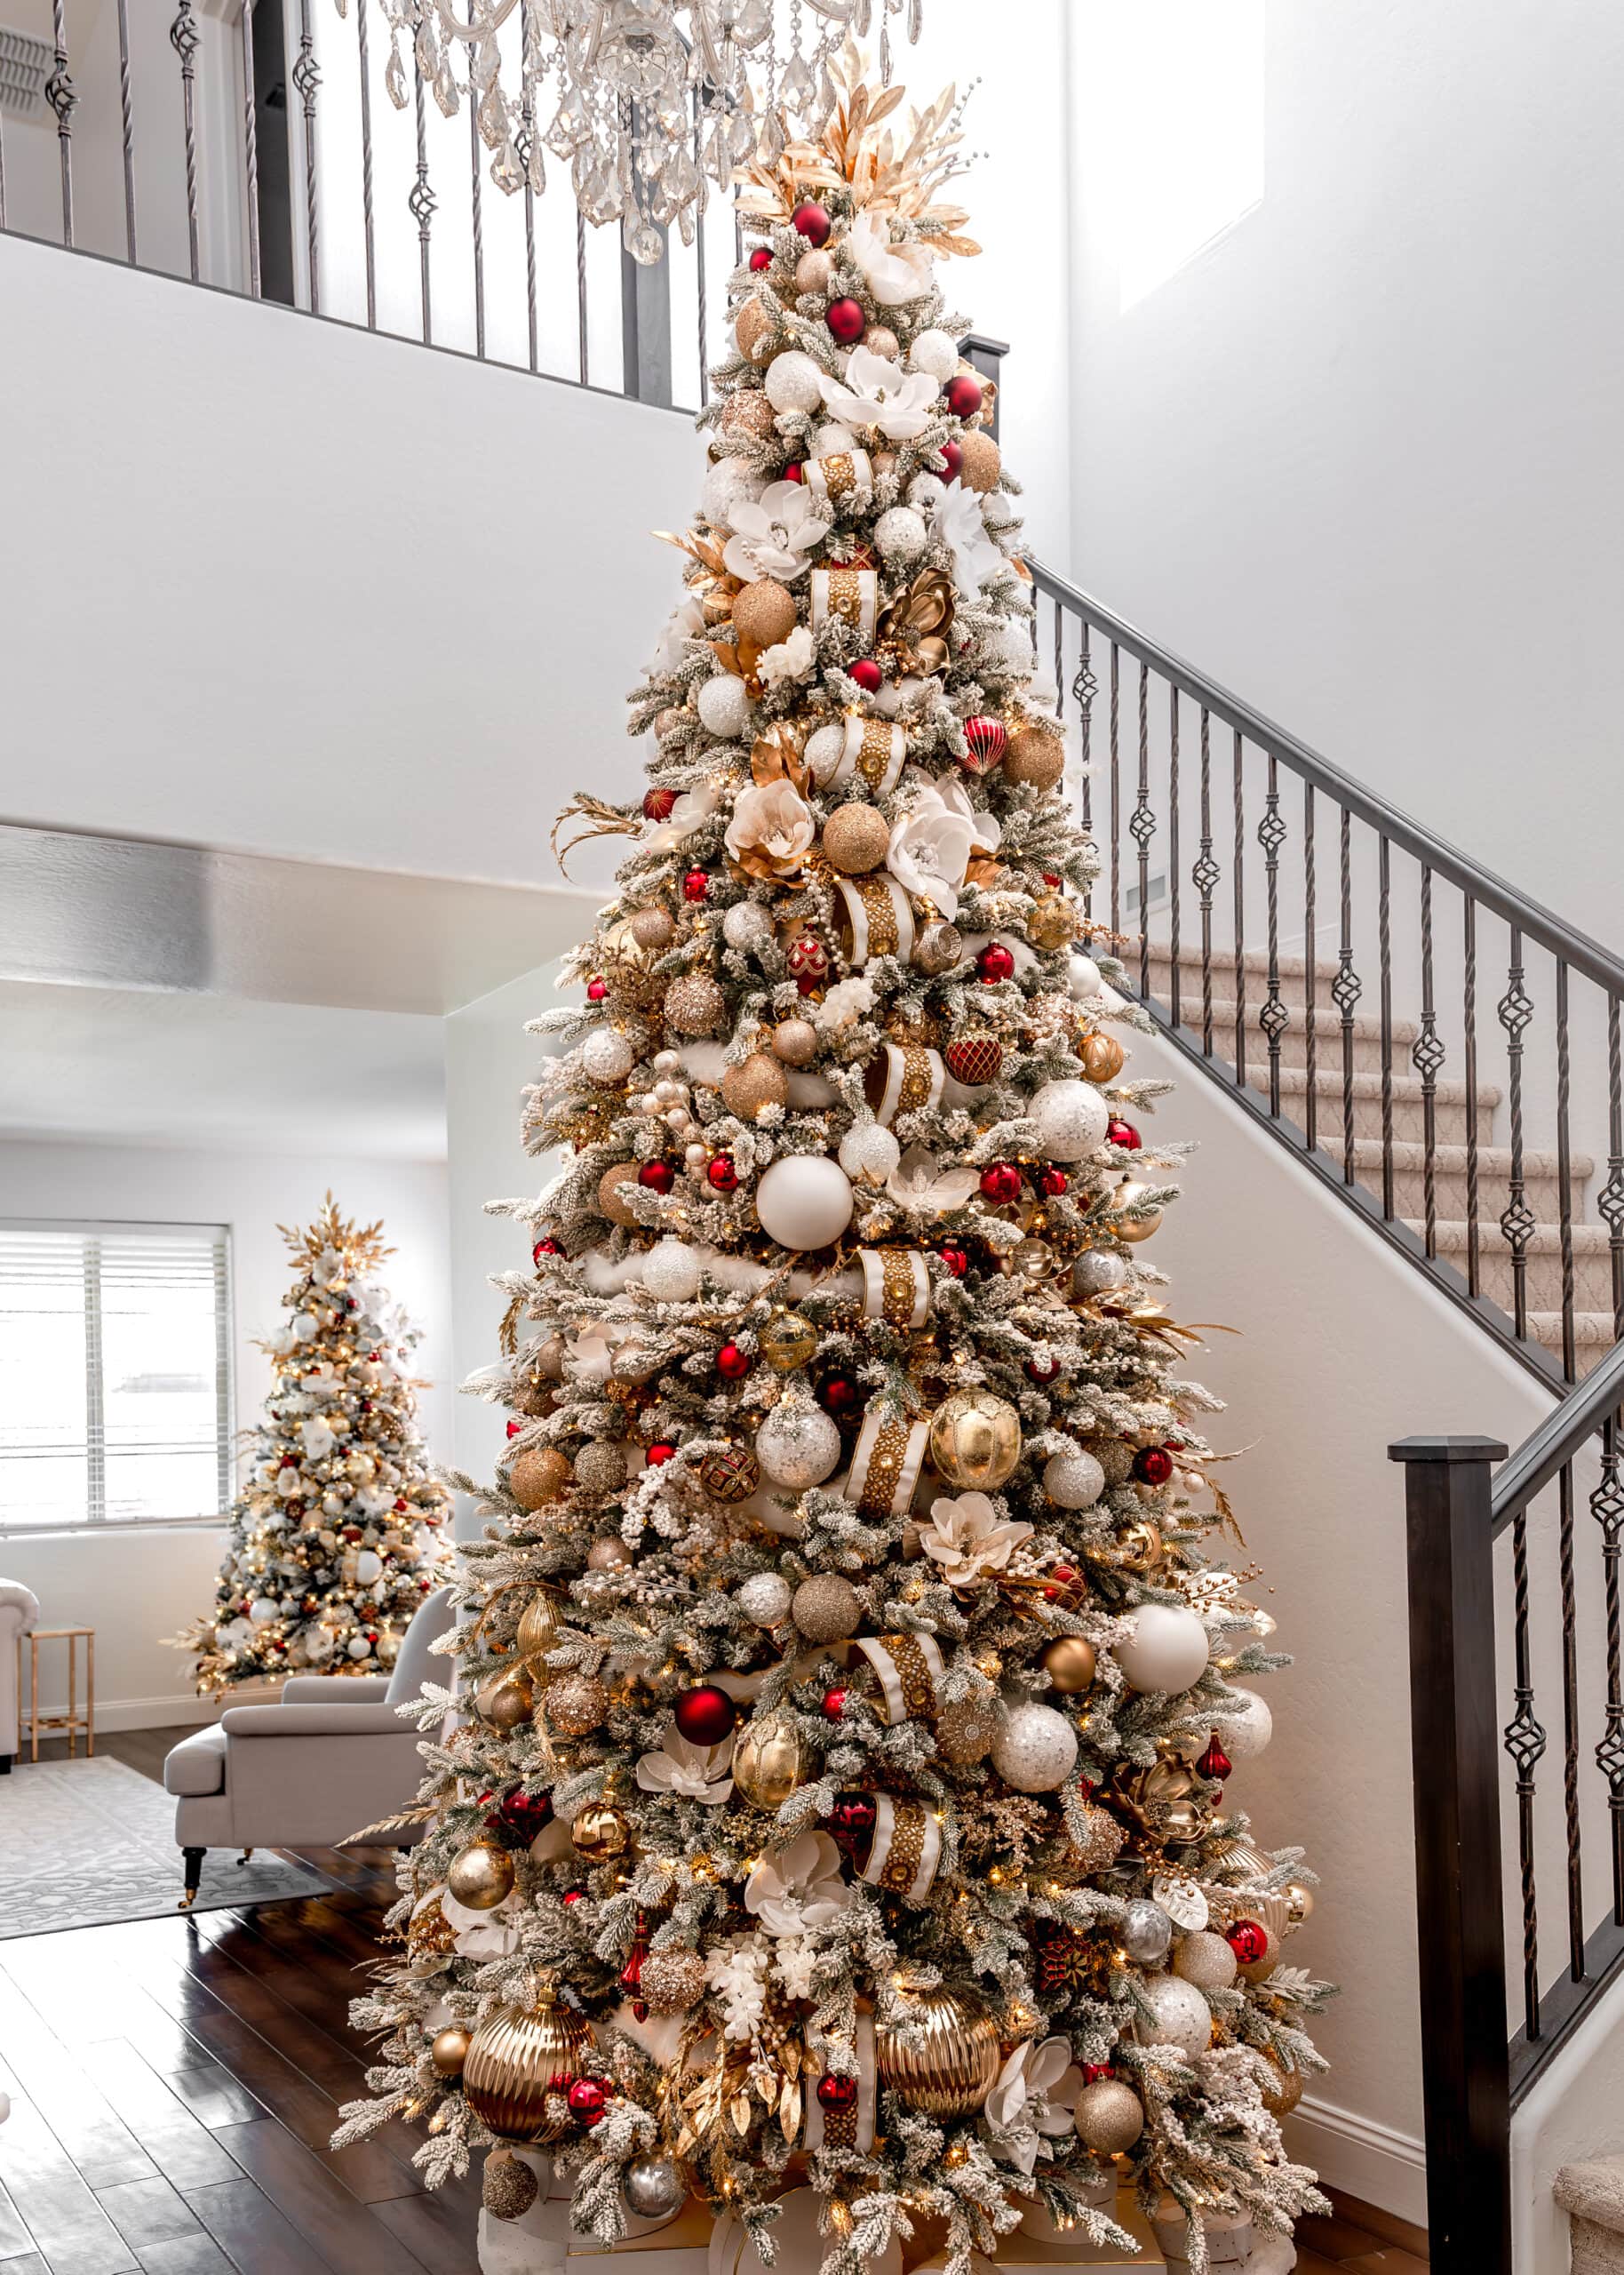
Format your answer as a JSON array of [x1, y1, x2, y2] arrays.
[[991, 620, 1035, 675], [1043, 1447, 1106, 1510], [1135, 1974, 1213, 2057], [1116, 1604, 1211, 1696], [1031, 1078, 1111, 1162], [722, 901, 774, 952], [804, 722, 848, 786], [873, 506, 927, 563], [347, 1635, 374, 1661], [580, 1027, 634, 1086], [990, 1699, 1079, 1793], [703, 459, 767, 523], [906, 471, 946, 509], [641, 1239, 703, 1303], [250, 1597, 279, 1625], [755, 1156, 855, 1250], [762, 349, 824, 413], [1073, 1250, 1130, 1297], [1067, 952, 1104, 1002], [354, 1549, 382, 1585], [755, 1394, 843, 1489], [735, 1572, 794, 1627], [697, 675, 753, 740], [812, 420, 859, 455], [838, 1122, 902, 1188], [908, 327, 959, 381], [1222, 1686, 1274, 1761], [1172, 1930, 1238, 1992]]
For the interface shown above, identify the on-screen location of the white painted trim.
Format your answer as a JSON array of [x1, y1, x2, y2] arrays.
[[16, 1692, 223, 1740], [1284, 2095, 1428, 2228]]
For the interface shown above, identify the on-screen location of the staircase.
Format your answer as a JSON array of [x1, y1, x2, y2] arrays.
[[1558, 2164, 1624, 2274]]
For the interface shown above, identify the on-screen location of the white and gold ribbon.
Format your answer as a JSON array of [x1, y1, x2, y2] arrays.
[[833, 874, 915, 969], [857, 1245, 930, 1329]]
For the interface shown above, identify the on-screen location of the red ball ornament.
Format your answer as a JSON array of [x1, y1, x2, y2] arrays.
[[682, 868, 711, 904], [280, 1454, 299, 1468], [715, 1341, 751, 1381], [816, 2071, 859, 2113], [848, 658, 883, 694], [1225, 1920, 1270, 1968], [1025, 1355, 1061, 1385], [937, 1244, 969, 1279], [394, 1497, 409, 1513], [1042, 1563, 1083, 1605], [506, 1419, 523, 1441], [962, 714, 1007, 773], [819, 1374, 861, 1417], [1081, 2063, 1114, 2086], [786, 932, 830, 986], [792, 200, 831, 246], [1197, 1734, 1233, 1783], [673, 1684, 737, 1746], [707, 1154, 740, 1193], [747, 245, 772, 272], [562, 1889, 585, 1906], [643, 786, 677, 822], [1037, 1166, 1070, 1197], [945, 372, 984, 419], [821, 1686, 849, 1721], [638, 1161, 675, 1194], [487, 1787, 553, 1845], [646, 1441, 677, 1466], [979, 1161, 1023, 1205], [567, 2078, 610, 2127], [1132, 1445, 1174, 1487], [825, 297, 865, 345], [829, 1792, 878, 1848], [782, 459, 804, 483], [586, 978, 608, 1002], [939, 439, 964, 479], [534, 1237, 564, 1264], [1107, 1117, 1142, 1151], [975, 941, 1015, 985]]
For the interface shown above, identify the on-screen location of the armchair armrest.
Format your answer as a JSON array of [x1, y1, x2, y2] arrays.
[[220, 1701, 412, 1739], [281, 1674, 391, 1704]]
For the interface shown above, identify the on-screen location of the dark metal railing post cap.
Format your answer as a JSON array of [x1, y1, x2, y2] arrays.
[[1388, 1434, 1509, 1464]]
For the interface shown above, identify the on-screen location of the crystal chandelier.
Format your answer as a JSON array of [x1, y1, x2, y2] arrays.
[[356, 0, 928, 263]]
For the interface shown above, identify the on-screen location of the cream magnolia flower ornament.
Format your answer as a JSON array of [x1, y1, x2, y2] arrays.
[[933, 477, 1004, 596], [919, 1491, 1034, 1591], [635, 1728, 735, 1805], [886, 1143, 981, 1214], [649, 592, 705, 675], [647, 779, 721, 853], [744, 1832, 853, 1937], [725, 778, 816, 880], [985, 2039, 1081, 2175], [888, 794, 975, 920], [905, 770, 1001, 860], [757, 626, 816, 690], [848, 212, 937, 308], [723, 482, 831, 583], [820, 347, 940, 442]]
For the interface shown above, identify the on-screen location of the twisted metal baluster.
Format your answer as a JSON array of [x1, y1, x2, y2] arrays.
[[1108, 644, 1121, 938], [1413, 865, 1445, 1257], [1131, 661, 1153, 1002], [1499, 930, 1534, 1344], [171, 2, 201, 282], [1594, 1421, 1624, 1924], [1556, 960, 1577, 1385], [1560, 1455, 1585, 1979], [1302, 784, 1318, 1152], [354, 0, 377, 326], [1231, 732, 1247, 1085], [1193, 708, 1218, 1058], [1257, 755, 1288, 1117], [577, 207, 589, 385], [521, 90, 538, 371], [241, 0, 262, 296], [410, 46, 434, 343], [115, 0, 137, 261], [693, 93, 708, 403], [1607, 998, 1624, 1337], [1074, 623, 1095, 919], [1464, 898, 1480, 1294], [467, 76, 486, 358], [46, 0, 76, 248], [1506, 1500, 1548, 2040], [1378, 835, 1394, 1217], [293, 0, 321, 310], [1333, 806, 1361, 1185]]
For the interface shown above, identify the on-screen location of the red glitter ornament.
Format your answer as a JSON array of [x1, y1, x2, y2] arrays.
[[1225, 1920, 1270, 1968], [707, 1154, 740, 1193], [715, 1341, 751, 1381], [1197, 1734, 1233, 1783], [979, 1161, 1023, 1205], [975, 941, 1015, 985], [937, 1244, 969, 1279], [792, 200, 831, 246], [848, 657, 883, 694], [567, 2078, 610, 2127], [586, 978, 608, 1002], [673, 1684, 737, 1746], [533, 1237, 563, 1264], [961, 714, 1007, 773], [821, 1686, 849, 1721], [1037, 1166, 1070, 1197], [646, 1441, 677, 1465], [826, 298, 865, 345], [816, 2072, 859, 2113], [682, 868, 711, 904], [945, 372, 983, 419], [638, 1161, 675, 1194], [748, 245, 772, 272], [1107, 1117, 1142, 1151], [643, 786, 677, 822], [1132, 1445, 1174, 1487], [939, 439, 963, 479]]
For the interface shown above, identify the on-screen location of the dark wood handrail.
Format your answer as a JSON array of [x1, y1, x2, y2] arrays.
[[1489, 1333, 1624, 1537]]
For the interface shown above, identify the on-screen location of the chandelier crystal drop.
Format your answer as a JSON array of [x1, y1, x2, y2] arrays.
[[348, 0, 928, 262]]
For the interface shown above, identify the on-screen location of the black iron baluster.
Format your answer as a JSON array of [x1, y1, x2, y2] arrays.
[[295, 0, 321, 312], [467, 76, 485, 359], [354, 0, 377, 325], [171, 2, 201, 283], [241, 0, 262, 296], [1108, 644, 1121, 939], [1257, 755, 1287, 1119], [1464, 898, 1480, 1294], [1413, 865, 1444, 1259], [1499, 930, 1534, 1344], [1193, 708, 1217, 1058], [1594, 1419, 1624, 1925], [1559, 1455, 1585, 1979], [1556, 961, 1576, 1385], [1379, 835, 1395, 1218], [1302, 784, 1318, 1153], [1131, 661, 1153, 1002], [1333, 805, 1360, 1185], [115, 0, 137, 262], [1074, 621, 1095, 919], [1167, 687, 1181, 1027], [1231, 731, 1246, 1086], [1506, 1497, 1548, 2039], [46, 0, 76, 248]]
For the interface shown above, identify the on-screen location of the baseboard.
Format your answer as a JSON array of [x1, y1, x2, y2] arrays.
[[1286, 2094, 1428, 2228], [19, 1691, 224, 1736]]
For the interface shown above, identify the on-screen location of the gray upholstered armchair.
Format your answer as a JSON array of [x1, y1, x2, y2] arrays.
[[1, 1580, 42, 1772], [163, 1584, 454, 1905]]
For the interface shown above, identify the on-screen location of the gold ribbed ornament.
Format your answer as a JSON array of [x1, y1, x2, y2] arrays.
[[462, 1987, 593, 2142], [875, 1987, 1001, 2115], [928, 1390, 1022, 1490], [732, 1713, 808, 1810], [515, 1592, 561, 1661]]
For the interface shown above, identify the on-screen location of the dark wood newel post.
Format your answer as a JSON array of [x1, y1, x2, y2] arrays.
[[1389, 1433, 1513, 2274]]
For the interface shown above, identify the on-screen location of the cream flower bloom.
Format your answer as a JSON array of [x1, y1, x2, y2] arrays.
[[820, 347, 939, 442], [635, 1728, 735, 1805], [919, 1491, 1034, 1591], [744, 1832, 852, 1937], [932, 476, 1004, 596], [887, 796, 975, 920], [904, 770, 1001, 859], [757, 625, 817, 689], [723, 481, 831, 583], [885, 1144, 980, 1215], [648, 779, 722, 854], [724, 779, 816, 877], [847, 212, 937, 308], [985, 2038, 1081, 2174], [649, 592, 706, 675]]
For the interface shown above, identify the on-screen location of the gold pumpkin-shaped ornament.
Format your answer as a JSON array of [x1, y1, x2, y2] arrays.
[[876, 1986, 1001, 2115], [732, 1713, 808, 1810], [462, 1986, 593, 2143], [515, 1590, 561, 1663], [928, 1390, 1022, 1491]]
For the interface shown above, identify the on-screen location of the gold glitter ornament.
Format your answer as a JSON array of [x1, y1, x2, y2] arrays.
[[875, 1987, 1001, 2115], [483, 2151, 540, 2221], [665, 973, 728, 1037], [1028, 892, 1077, 951], [957, 430, 1001, 494], [735, 298, 774, 362], [545, 1672, 609, 1737], [794, 248, 832, 295], [864, 323, 901, 359], [760, 1310, 819, 1371], [1073, 2078, 1144, 2155], [570, 1802, 633, 1863], [463, 1987, 593, 2142], [1262, 2057, 1303, 2117], [792, 1573, 863, 1643], [629, 906, 676, 953], [586, 1536, 633, 1570], [640, 1948, 709, 2015], [573, 1440, 629, 1495], [509, 1446, 571, 1511], [720, 392, 777, 445], [1004, 724, 1066, 791], [1081, 1436, 1138, 1486], [720, 1051, 789, 1120], [1063, 1800, 1126, 1875], [928, 1390, 1022, 1490], [1080, 1031, 1126, 1082], [447, 1839, 516, 1911], [734, 578, 798, 649], [732, 1712, 809, 1808], [770, 1018, 820, 1066], [822, 802, 891, 875]]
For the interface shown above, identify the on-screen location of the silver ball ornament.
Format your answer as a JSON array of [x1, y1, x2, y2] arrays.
[[1067, 951, 1104, 1001], [1030, 1078, 1110, 1162], [1118, 1898, 1174, 1967], [990, 1700, 1079, 1793], [580, 1028, 634, 1086], [722, 900, 774, 952], [873, 506, 927, 563], [734, 1572, 794, 1627], [838, 1122, 901, 1188], [1043, 1447, 1106, 1510], [623, 2156, 687, 2222], [1073, 1249, 1131, 1296], [755, 1394, 843, 1489]]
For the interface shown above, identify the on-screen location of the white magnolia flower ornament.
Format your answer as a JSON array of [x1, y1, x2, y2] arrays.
[[905, 770, 1001, 859], [814, 974, 876, 1034], [888, 796, 975, 921], [933, 477, 1005, 596], [847, 212, 937, 308], [725, 779, 816, 879], [985, 2038, 1082, 2174], [635, 1728, 735, 1805], [757, 626, 817, 689], [744, 1832, 853, 1937], [649, 779, 722, 853], [919, 1491, 1034, 1591], [820, 347, 940, 442], [723, 482, 831, 583], [886, 1144, 981, 1215], [650, 592, 705, 675]]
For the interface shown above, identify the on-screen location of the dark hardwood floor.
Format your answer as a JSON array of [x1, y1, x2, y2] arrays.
[[1, 1727, 482, 2275]]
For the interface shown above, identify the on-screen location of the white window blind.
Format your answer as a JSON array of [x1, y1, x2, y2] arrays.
[[0, 1221, 233, 1532]]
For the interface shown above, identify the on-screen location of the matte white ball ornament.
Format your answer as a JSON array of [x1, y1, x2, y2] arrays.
[[722, 901, 774, 951], [1043, 1447, 1106, 1511], [1116, 1604, 1211, 1696], [755, 1394, 843, 1489], [250, 1597, 279, 1625], [734, 1572, 794, 1627], [347, 1635, 374, 1660], [1222, 1686, 1275, 1761], [1172, 1930, 1238, 1992], [990, 1699, 1079, 1792], [762, 349, 824, 413], [873, 506, 927, 563], [1031, 1079, 1111, 1161], [1134, 1974, 1212, 2056], [354, 1550, 383, 1585], [580, 1027, 634, 1086], [703, 459, 767, 523], [906, 471, 946, 509], [755, 1156, 855, 1250], [697, 675, 753, 740], [1067, 953, 1104, 1001], [838, 1122, 902, 1188], [908, 327, 959, 381], [804, 722, 849, 785], [1073, 1250, 1131, 1297], [641, 1239, 702, 1303]]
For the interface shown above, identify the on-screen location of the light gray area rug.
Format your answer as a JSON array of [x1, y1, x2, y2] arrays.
[[0, 1753, 336, 1936]]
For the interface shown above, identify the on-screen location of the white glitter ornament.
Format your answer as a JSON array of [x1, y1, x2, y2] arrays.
[[1171, 1929, 1238, 1992], [812, 420, 858, 455], [763, 350, 824, 413], [908, 328, 959, 381], [703, 459, 767, 524], [734, 1572, 794, 1627], [838, 1122, 902, 1188], [906, 471, 946, 509], [580, 1028, 634, 1086], [1043, 1447, 1106, 1510], [1073, 1250, 1130, 1297], [804, 722, 849, 786], [1222, 1685, 1274, 1760], [1134, 1974, 1212, 2056], [990, 1699, 1078, 1792], [990, 620, 1035, 675], [1116, 1603, 1211, 1696], [873, 506, 927, 563], [1067, 953, 1104, 1002], [755, 1155, 854, 1250], [697, 675, 753, 739], [722, 901, 774, 951], [1031, 1079, 1110, 1162], [755, 1394, 842, 1489], [641, 1239, 702, 1303]]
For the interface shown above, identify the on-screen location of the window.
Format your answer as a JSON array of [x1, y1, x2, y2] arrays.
[[0, 1222, 233, 1532]]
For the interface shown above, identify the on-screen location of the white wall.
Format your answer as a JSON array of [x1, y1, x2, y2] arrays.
[[0, 1138, 451, 1728], [1065, 0, 1624, 943]]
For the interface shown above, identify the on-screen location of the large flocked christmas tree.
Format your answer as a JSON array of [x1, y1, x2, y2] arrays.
[[176, 1197, 450, 1692], [340, 53, 1330, 2275]]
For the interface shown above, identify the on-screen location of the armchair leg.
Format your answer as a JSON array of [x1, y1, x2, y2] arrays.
[[0, 1753, 12, 1775], [179, 1847, 206, 1911], [236, 1848, 255, 1865]]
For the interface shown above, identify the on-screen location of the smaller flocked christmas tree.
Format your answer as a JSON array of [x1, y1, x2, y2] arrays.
[[175, 1197, 450, 1693]]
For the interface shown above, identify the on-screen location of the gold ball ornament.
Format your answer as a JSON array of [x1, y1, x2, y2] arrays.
[[431, 2025, 473, 2076], [664, 973, 728, 1038], [732, 1712, 809, 1809], [1261, 2058, 1303, 2118], [585, 1535, 633, 1570], [1109, 1520, 1165, 1573], [928, 1390, 1023, 1491], [733, 578, 799, 649], [1285, 1881, 1316, 1929], [545, 1672, 609, 1737], [770, 1018, 820, 1066], [463, 1988, 593, 2143], [477, 1665, 537, 1732], [446, 1839, 516, 1912], [509, 1445, 572, 1511], [864, 323, 900, 360], [821, 802, 891, 875], [534, 1335, 567, 1380], [792, 1573, 863, 1643], [876, 1987, 1001, 2115], [735, 297, 774, 363], [719, 391, 777, 445], [720, 1051, 790, 1120], [656, 706, 689, 741], [1073, 2078, 1144, 2155], [698, 1445, 762, 1504], [570, 1802, 633, 1864], [957, 430, 1002, 494], [760, 1309, 819, 1372], [483, 2151, 541, 2222], [640, 1948, 709, 2015], [1040, 1636, 1097, 1695], [1063, 1799, 1127, 1874], [1113, 1182, 1165, 1241], [574, 1440, 629, 1495], [1081, 1435, 1137, 1486], [1028, 891, 1078, 952], [1079, 1030, 1126, 1083], [628, 906, 676, 953], [793, 248, 832, 295], [598, 1163, 642, 1226], [1004, 724, 1066, 791]]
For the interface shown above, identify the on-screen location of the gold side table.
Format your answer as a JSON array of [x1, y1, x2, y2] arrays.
[[20, 1627, 95, 1761]]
